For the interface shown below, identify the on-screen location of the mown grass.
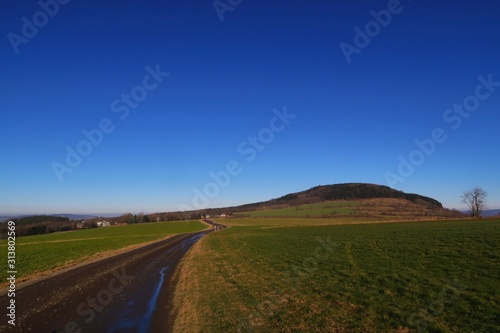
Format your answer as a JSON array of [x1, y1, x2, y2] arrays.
[[172, 219, 500, 332], [0, 220, 207, 281], [241, 201, 360, 218]]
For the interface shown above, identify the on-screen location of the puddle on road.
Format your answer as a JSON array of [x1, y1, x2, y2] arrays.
[[107, 265, 170, 333], [138, 266, 169, 333], [107, 232, 208, 333]]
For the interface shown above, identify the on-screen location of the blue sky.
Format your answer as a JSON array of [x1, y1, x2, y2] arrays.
[[1, 0, 499, 215]]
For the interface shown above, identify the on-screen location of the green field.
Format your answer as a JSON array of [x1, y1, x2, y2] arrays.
[[0, 220, 208, 282], [222, 216, 382, 227], [241, 201, 360, 218], [172, 219, 500, 332]]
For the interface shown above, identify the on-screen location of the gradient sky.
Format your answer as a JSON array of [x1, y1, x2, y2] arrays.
[[1, 0, 499, 215]]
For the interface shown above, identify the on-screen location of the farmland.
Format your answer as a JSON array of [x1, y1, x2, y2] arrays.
[[240, 201, 360, 218], [172, 218, 500, 332], [222, 217, 380, 227], [0, 220, 208, 283]]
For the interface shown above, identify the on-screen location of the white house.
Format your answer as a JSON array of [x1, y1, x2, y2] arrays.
[[97, 220, 110, 227]]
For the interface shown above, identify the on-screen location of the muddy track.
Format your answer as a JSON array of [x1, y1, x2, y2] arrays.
[[0, 221, 226, 333]]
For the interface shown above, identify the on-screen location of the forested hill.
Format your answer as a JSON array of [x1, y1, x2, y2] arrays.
[[212, 183, 444, 214], [8, 215, 70, 225], [280, 183, 443, 208]]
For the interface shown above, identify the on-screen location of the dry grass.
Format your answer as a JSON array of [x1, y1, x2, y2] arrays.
[[170, 241, 204, 332], [171, 219, 500, 332], [357, 198, 461, 219]]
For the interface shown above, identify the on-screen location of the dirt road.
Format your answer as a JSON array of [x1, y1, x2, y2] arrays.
[[0, 221, 226, 333]]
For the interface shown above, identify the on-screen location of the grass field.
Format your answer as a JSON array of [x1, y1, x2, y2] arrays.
[[221, 217, 382, 227], [0, 220, 208, 282], [172, 219, 500, 332], [241, 201, 360, 218]]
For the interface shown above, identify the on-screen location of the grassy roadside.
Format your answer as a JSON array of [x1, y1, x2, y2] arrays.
[[172, 219, 500, 332], [0, 220, 208, 282]]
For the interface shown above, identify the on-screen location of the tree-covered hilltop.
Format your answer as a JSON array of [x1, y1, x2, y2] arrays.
[[1, 215, 87, 237], [280, 183, 443, 208], [8, 215, 70, 225]]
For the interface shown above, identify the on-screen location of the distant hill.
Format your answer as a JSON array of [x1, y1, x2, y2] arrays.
[[0, 214, 99, 223], [482, 209, 500, 217], [208, 183, 445, 215], [6, 215, 71, 226], [52, 214, 99, 220], [272, 183, 442, 208], [191, 183, 464, 219]]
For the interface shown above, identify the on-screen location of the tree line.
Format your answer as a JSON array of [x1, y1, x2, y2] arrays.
[[0, 215, 82, 237]]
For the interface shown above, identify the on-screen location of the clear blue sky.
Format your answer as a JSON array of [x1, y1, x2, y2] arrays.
[[1, 0, 499, 215]]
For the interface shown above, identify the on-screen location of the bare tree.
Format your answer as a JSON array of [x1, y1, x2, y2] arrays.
[[137, 212, 144, 223], [461, 187, 487, 218]]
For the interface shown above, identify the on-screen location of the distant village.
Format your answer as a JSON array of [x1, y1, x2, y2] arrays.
[[76, 220, 110, 229]]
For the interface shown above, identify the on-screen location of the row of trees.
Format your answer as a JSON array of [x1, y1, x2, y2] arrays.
[[111, 211, 203, 225], [15, 220, 79, 237]]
